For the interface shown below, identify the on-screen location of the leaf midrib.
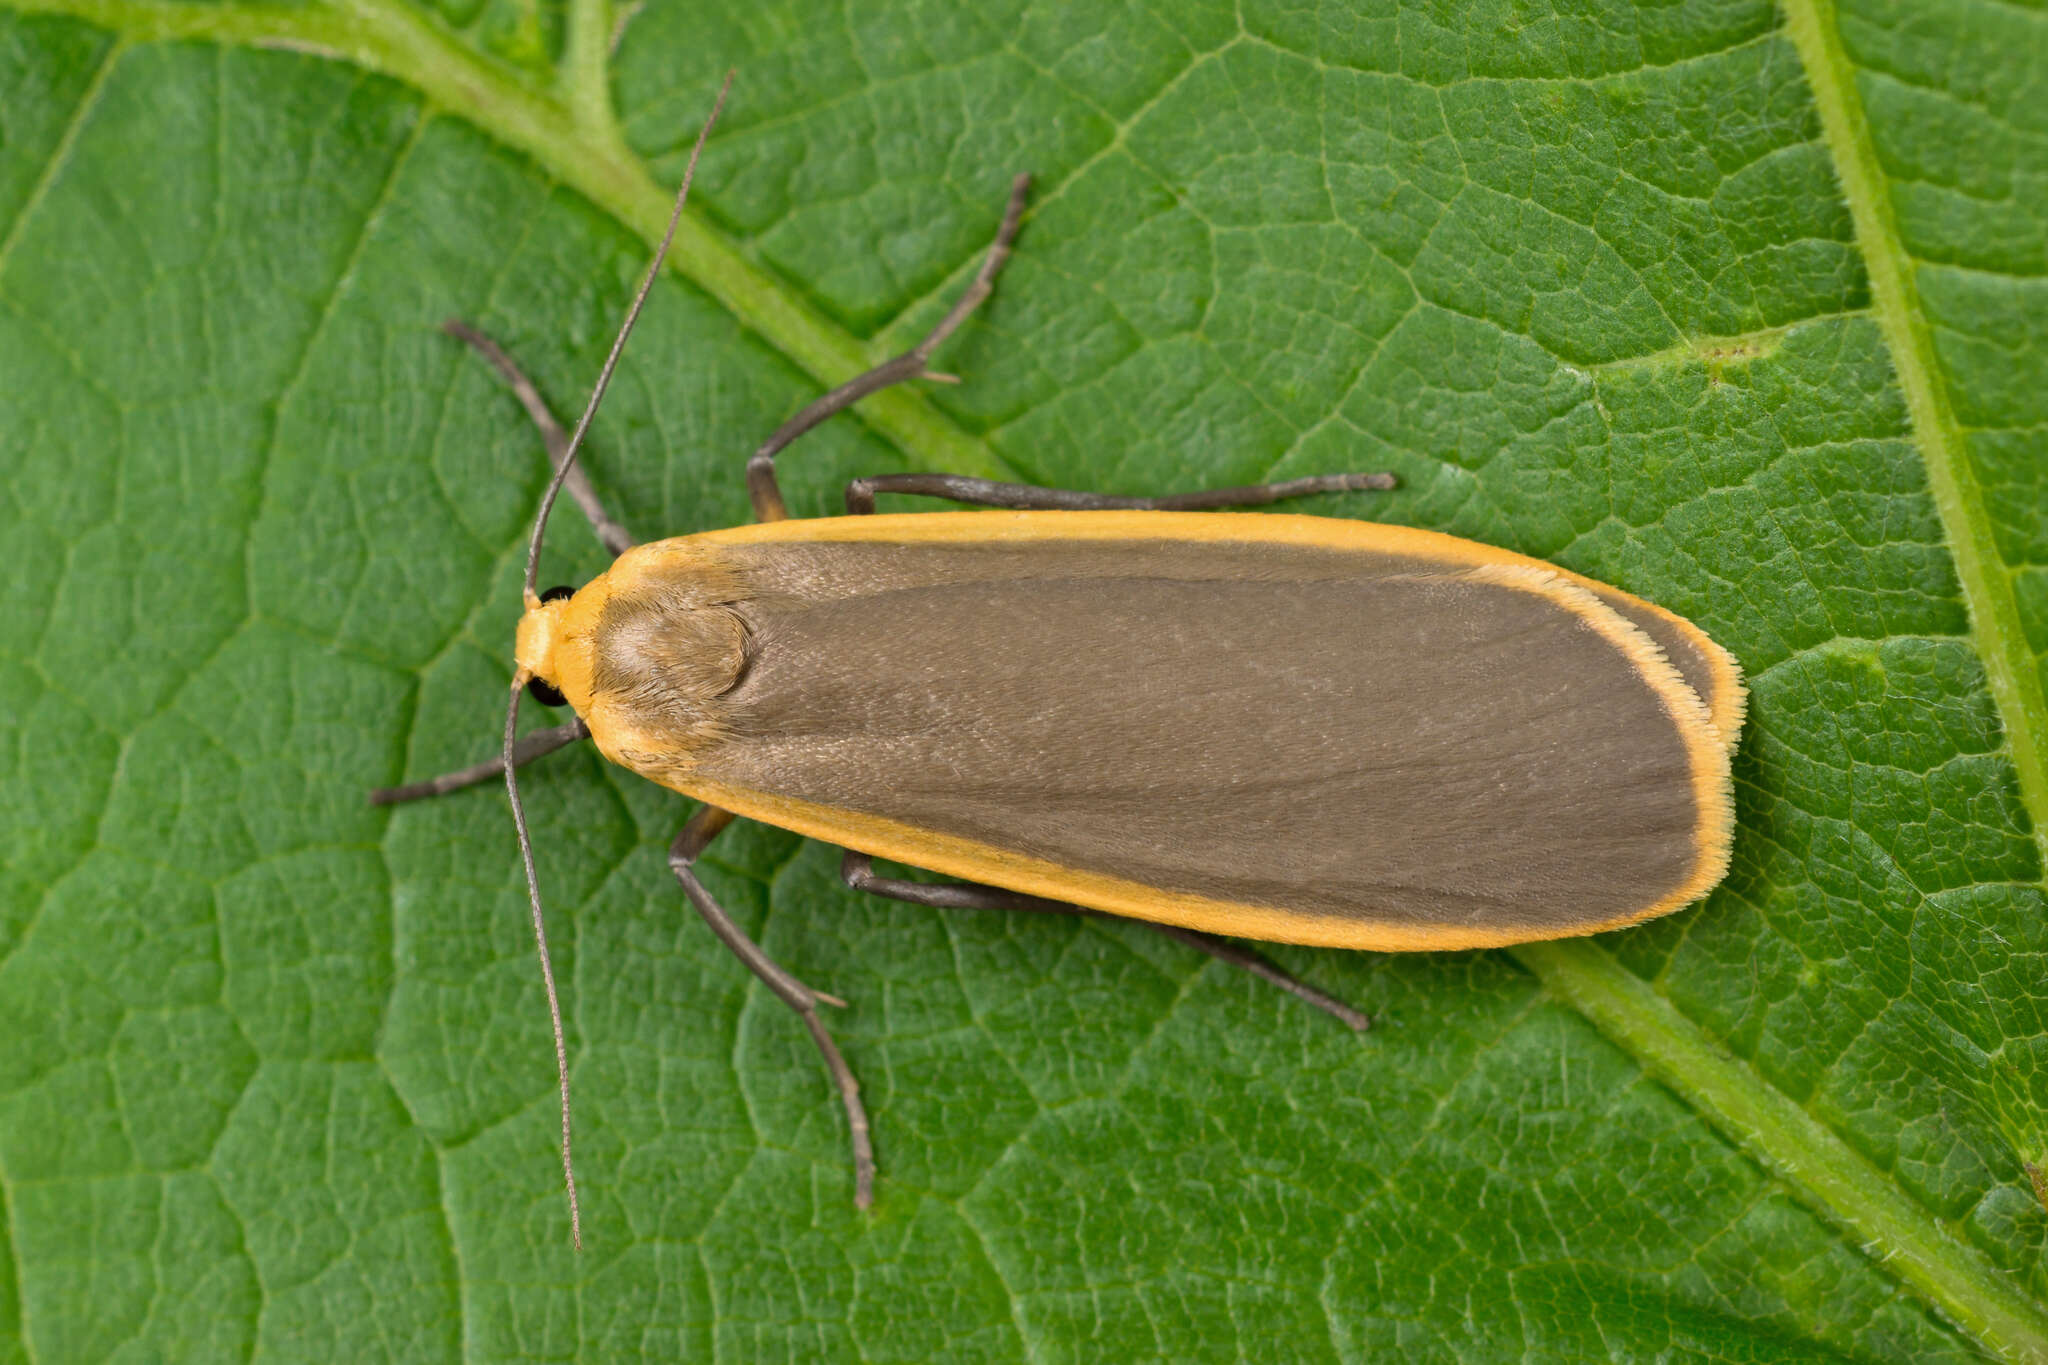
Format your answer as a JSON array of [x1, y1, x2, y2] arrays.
[[1515, 943, 2048, 1362], [4, 0, 1019, 487], [1779, 0, 2048, 879], [6, 0, 2043, 1358]]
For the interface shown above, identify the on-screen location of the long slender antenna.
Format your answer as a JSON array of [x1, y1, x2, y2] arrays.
[[523, 68, 734, 601], [504, 71, 735, 1249], [503, 683, 581, 1247]]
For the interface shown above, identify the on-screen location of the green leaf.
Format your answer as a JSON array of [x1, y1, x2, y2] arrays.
[[2, 0, 2044, 1359]]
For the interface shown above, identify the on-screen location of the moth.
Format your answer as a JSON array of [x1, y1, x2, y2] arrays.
[[374, 76, 1744, 1244]]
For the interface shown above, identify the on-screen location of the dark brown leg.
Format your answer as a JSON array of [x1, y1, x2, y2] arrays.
[[841, 852, 1370, 1031], [672, 822, 875, 1208], [746, 174, 1032, 523], [369, 718, 591, 806], [445, 320, 635, 557], [671, 802, 738, 862], [842, 471, 1395, 515]]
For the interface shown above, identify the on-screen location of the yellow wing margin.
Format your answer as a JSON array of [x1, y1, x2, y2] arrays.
[[651, 510, 1737, 951]]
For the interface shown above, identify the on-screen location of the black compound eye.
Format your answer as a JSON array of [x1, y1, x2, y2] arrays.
[[540, 584, 576, 603]]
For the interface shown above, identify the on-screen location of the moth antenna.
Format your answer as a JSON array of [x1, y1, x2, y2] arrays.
[[504, 678, 581, 1249], [506, 71, 735, 1250], [523, 68, 734, 599]]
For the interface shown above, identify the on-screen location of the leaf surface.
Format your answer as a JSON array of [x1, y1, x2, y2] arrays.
[[1, 0, 2044, 1360]]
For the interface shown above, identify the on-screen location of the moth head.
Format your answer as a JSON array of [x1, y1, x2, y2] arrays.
[[515, 583, 594, 712]]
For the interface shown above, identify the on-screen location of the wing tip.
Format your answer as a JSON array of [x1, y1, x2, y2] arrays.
[[1459, 562, 1738, 935]]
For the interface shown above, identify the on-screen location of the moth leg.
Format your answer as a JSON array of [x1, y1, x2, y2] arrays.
[[671, 823, 876, 1208], [671, 802, 738, 861], [444, 320, 635, 557], [840, 852, 1370, 1032], [747, 174, 1032, 523], [842, 470, 1395, 514], [369, 718, 590, 806]]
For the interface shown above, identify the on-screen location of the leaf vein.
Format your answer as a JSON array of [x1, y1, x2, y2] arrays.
[[0, 31, 120, 276]]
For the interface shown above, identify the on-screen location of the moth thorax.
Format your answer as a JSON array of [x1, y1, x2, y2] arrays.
[[586, 587, 750, 753]]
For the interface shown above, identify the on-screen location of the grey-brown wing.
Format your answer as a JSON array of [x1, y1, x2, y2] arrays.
[[688, 536, 1723, 940]]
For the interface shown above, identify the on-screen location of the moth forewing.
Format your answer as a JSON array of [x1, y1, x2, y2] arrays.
[[517, 510, 1741, 953]]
